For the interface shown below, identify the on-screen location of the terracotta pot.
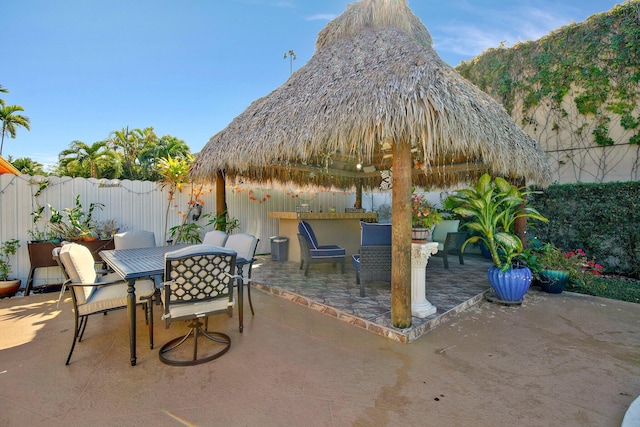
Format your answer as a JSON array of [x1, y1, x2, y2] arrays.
[[411, 228, 432, 243], [0, 279, 21, 299]]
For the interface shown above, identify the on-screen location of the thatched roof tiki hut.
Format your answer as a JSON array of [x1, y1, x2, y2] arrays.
[[191, 0, 551, 329]]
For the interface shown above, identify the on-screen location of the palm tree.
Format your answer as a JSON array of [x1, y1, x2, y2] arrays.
[[139, 135, 191, 180], [7, 156, 46, 176], [0, 85, 8, 105], [0, 104, 31, 157], [58, 140, 118, 178], [109, 126, 158, 180]]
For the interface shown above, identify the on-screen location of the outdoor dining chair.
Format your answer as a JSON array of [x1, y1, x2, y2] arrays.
[[202, 230, 229, 246], [159, 244, 240, 366], [114, 230, 156, 250], [224, 233, 259, 315], [54, 243, 156, 365]]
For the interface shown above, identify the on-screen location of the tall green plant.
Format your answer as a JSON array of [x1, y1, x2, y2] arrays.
[[0, 239, 20, 280], [447, 173, 548, 271]]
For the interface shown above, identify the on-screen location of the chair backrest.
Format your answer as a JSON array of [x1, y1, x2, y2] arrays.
[[202, 230, 229, 246], [298, 221, 319, 249], [163, 245, 237, 310], [432, 220, 460, 243], [58, 243, 98, 304], [224, 233, 258, 260], [114, 230, 156, 250], [360, 221, 392, 246]]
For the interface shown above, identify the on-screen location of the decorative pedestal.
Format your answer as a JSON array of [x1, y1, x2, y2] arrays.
[[411, 242, 439, 318]]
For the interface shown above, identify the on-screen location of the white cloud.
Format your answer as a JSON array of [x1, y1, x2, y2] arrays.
[[305, 13, 337, 21]]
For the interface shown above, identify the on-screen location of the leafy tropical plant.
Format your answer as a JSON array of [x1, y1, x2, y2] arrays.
[[447, 173, 548, 271], [204, 210, 240, 234], [157, 155, 193, 242], [0, 239, 20, 281], [48, 195, 104, 240]]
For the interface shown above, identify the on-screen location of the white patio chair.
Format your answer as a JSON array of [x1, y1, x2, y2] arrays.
[[54, 243, 155, 365], [114, 230, 156, 249], [224, 233, 259, 315], [202, 230, 229, 246]]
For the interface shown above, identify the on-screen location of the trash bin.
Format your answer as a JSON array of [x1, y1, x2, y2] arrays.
[[270, 236, 289, 261]]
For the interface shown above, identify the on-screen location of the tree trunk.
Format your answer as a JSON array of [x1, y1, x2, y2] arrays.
[[391, 140, 412, 328]]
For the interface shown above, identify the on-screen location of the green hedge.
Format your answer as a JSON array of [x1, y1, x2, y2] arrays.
[[528, 181, 640, 278]]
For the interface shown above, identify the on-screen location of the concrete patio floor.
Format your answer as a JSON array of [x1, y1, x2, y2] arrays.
[[1, 256, 639, 426]]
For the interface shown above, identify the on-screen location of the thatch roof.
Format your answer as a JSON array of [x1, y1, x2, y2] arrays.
[[191, 0, 552, 189]]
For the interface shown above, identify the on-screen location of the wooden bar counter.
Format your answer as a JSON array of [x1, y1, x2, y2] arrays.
[[268, 212, 378, 263]]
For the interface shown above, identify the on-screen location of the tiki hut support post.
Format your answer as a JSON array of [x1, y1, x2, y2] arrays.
[[354, 179, 363, 209], [391, 140, 412, 328], [216, 170, 227, 217]]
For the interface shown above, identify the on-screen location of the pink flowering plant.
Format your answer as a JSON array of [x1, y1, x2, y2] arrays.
[[564, 248, 604, 284], [411, 189, 442, 229], [525, 242, 604, 287]]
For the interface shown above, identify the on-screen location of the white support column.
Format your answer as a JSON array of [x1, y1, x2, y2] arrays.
[[411, 242, 439, 318]]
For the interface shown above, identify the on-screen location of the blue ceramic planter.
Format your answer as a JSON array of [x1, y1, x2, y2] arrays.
[[487, 266, 532, 302], [538, 269, 569, 294]]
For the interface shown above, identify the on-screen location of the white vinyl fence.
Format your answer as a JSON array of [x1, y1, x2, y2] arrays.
[[0, 174, 356, 290]]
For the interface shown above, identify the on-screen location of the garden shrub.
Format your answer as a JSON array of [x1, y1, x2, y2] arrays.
[[528, 181, 640, 278]]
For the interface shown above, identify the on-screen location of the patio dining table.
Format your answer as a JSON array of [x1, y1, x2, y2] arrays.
[[99, 245, 247, 366]]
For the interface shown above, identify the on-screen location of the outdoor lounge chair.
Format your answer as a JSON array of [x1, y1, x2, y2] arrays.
[[159, 244, 240, 366], [54, 243, 156, 365], [351, 222, 392, 297], [297, 221, 345, 276], [431, 220, 466, 268]]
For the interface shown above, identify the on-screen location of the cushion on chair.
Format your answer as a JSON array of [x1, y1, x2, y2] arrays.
[[224, 233, 259, 280], [114, 230, 156, 249], [360, 221, 392, 245], [203, 230, 229, 246], [298, 221, 346, 257], [225, 233, 257, 260], [298, 221, 319, 249], [79, 279, 155, 317], [432, 220, 460, 243], [60, 243, 98, 303], [352, 254, 361, 271], [309, 246, 345, 258]]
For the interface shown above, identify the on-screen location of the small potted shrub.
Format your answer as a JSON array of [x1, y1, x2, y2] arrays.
[[525, 243, 572, 294], [0, 239, 21, 298]]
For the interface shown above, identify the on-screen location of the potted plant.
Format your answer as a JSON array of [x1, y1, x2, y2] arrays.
[[96, 219, 120, 240], [411, 189, 442, 242], [47, 195, 104, 241], [447, 173, 548, 302], [523, 243, 572, 294], [0, 239, 21, 298]]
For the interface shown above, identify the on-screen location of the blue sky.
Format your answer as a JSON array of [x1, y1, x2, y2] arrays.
[[2, 0, 621, 170]]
